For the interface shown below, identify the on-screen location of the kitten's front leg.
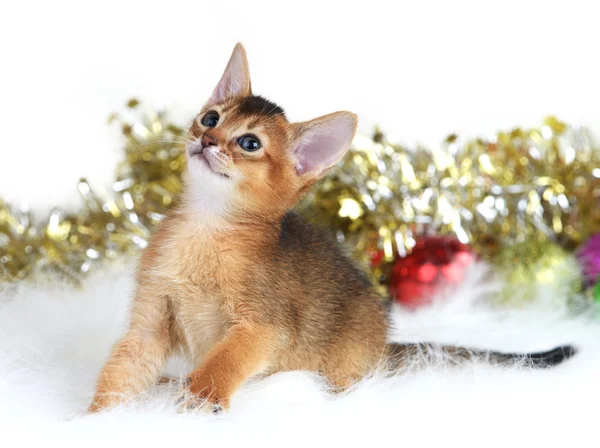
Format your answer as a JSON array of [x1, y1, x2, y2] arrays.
[[88, 286, 171, 413], [185, 323, 277, 411]]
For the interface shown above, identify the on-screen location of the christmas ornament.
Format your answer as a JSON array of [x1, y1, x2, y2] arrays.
[[578, 233, 600, 286], [389, 236, 474, 308], [496, 240, 582, 307]]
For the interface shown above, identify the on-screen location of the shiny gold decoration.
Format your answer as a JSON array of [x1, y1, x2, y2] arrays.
[[302, 117, 600, 289], [0, 201, 40, 281], [1, 100, 599, 293], [0, 101, 186, 283]]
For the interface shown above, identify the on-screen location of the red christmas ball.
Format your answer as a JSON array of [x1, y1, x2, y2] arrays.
[[390, 236, 475, 308]]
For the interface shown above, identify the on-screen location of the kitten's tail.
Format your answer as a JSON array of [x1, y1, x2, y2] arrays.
[[386, 343, 577, 370]]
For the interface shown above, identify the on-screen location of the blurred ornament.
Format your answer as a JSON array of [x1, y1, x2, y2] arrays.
[[389, 236, 475, 308], [370, 249, 385, 268], [578, 233, 600, 286], [495, 240, 582, 307]]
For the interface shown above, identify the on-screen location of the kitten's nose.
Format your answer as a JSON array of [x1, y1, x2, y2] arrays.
[[201, 133, 217, 149]]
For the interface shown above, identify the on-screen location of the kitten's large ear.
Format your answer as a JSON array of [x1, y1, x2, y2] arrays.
[[291, 111, 358, 179], [206, 43, 252, 106]]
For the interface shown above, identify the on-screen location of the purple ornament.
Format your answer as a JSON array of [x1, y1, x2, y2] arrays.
[[578, 233, 600, 286]]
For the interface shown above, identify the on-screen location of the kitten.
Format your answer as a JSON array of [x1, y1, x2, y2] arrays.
[[89, 44, 575, 413]]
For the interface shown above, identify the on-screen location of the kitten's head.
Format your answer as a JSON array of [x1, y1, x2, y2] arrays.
[[184, 43, 357, 222]]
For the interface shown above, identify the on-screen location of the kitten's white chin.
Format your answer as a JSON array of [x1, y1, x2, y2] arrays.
[[181, 166, 234, 225], [187, 153, 229, 178]]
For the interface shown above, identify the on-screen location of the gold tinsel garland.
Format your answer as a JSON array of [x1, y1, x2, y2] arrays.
[[0, 100, 186, 283], [1, 100, 599, 291], [301, 116, 600, 289]]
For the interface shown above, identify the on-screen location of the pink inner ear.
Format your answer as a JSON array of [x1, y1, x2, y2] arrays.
[[295, 116, 355, 176]]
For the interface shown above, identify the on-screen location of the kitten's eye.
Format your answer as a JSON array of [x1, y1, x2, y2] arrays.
[[201, 111, 220, 128], [237, 134, 262, 152]]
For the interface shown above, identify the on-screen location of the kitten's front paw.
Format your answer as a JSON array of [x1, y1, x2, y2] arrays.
[[88, 402, 103, 414], [175, 393, 224, 414], [88, 395, 115, 414], [175, 375, 229, 414]]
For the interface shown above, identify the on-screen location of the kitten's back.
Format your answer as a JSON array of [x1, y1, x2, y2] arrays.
[[278, 212, 375, 294]]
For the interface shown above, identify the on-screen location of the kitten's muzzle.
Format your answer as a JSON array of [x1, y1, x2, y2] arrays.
[[186, 139, 203, 157], [201, 133, 217, 149], [187, 133, 218, 157]]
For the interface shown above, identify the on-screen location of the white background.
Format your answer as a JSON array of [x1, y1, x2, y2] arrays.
[[2, 0, 599, 212]]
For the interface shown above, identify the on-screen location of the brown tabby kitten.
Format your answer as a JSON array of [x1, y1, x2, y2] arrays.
[[89, 44, 575, 413]]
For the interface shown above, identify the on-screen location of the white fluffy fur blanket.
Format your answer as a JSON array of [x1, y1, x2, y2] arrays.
[[1, 262, 598, 447]]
